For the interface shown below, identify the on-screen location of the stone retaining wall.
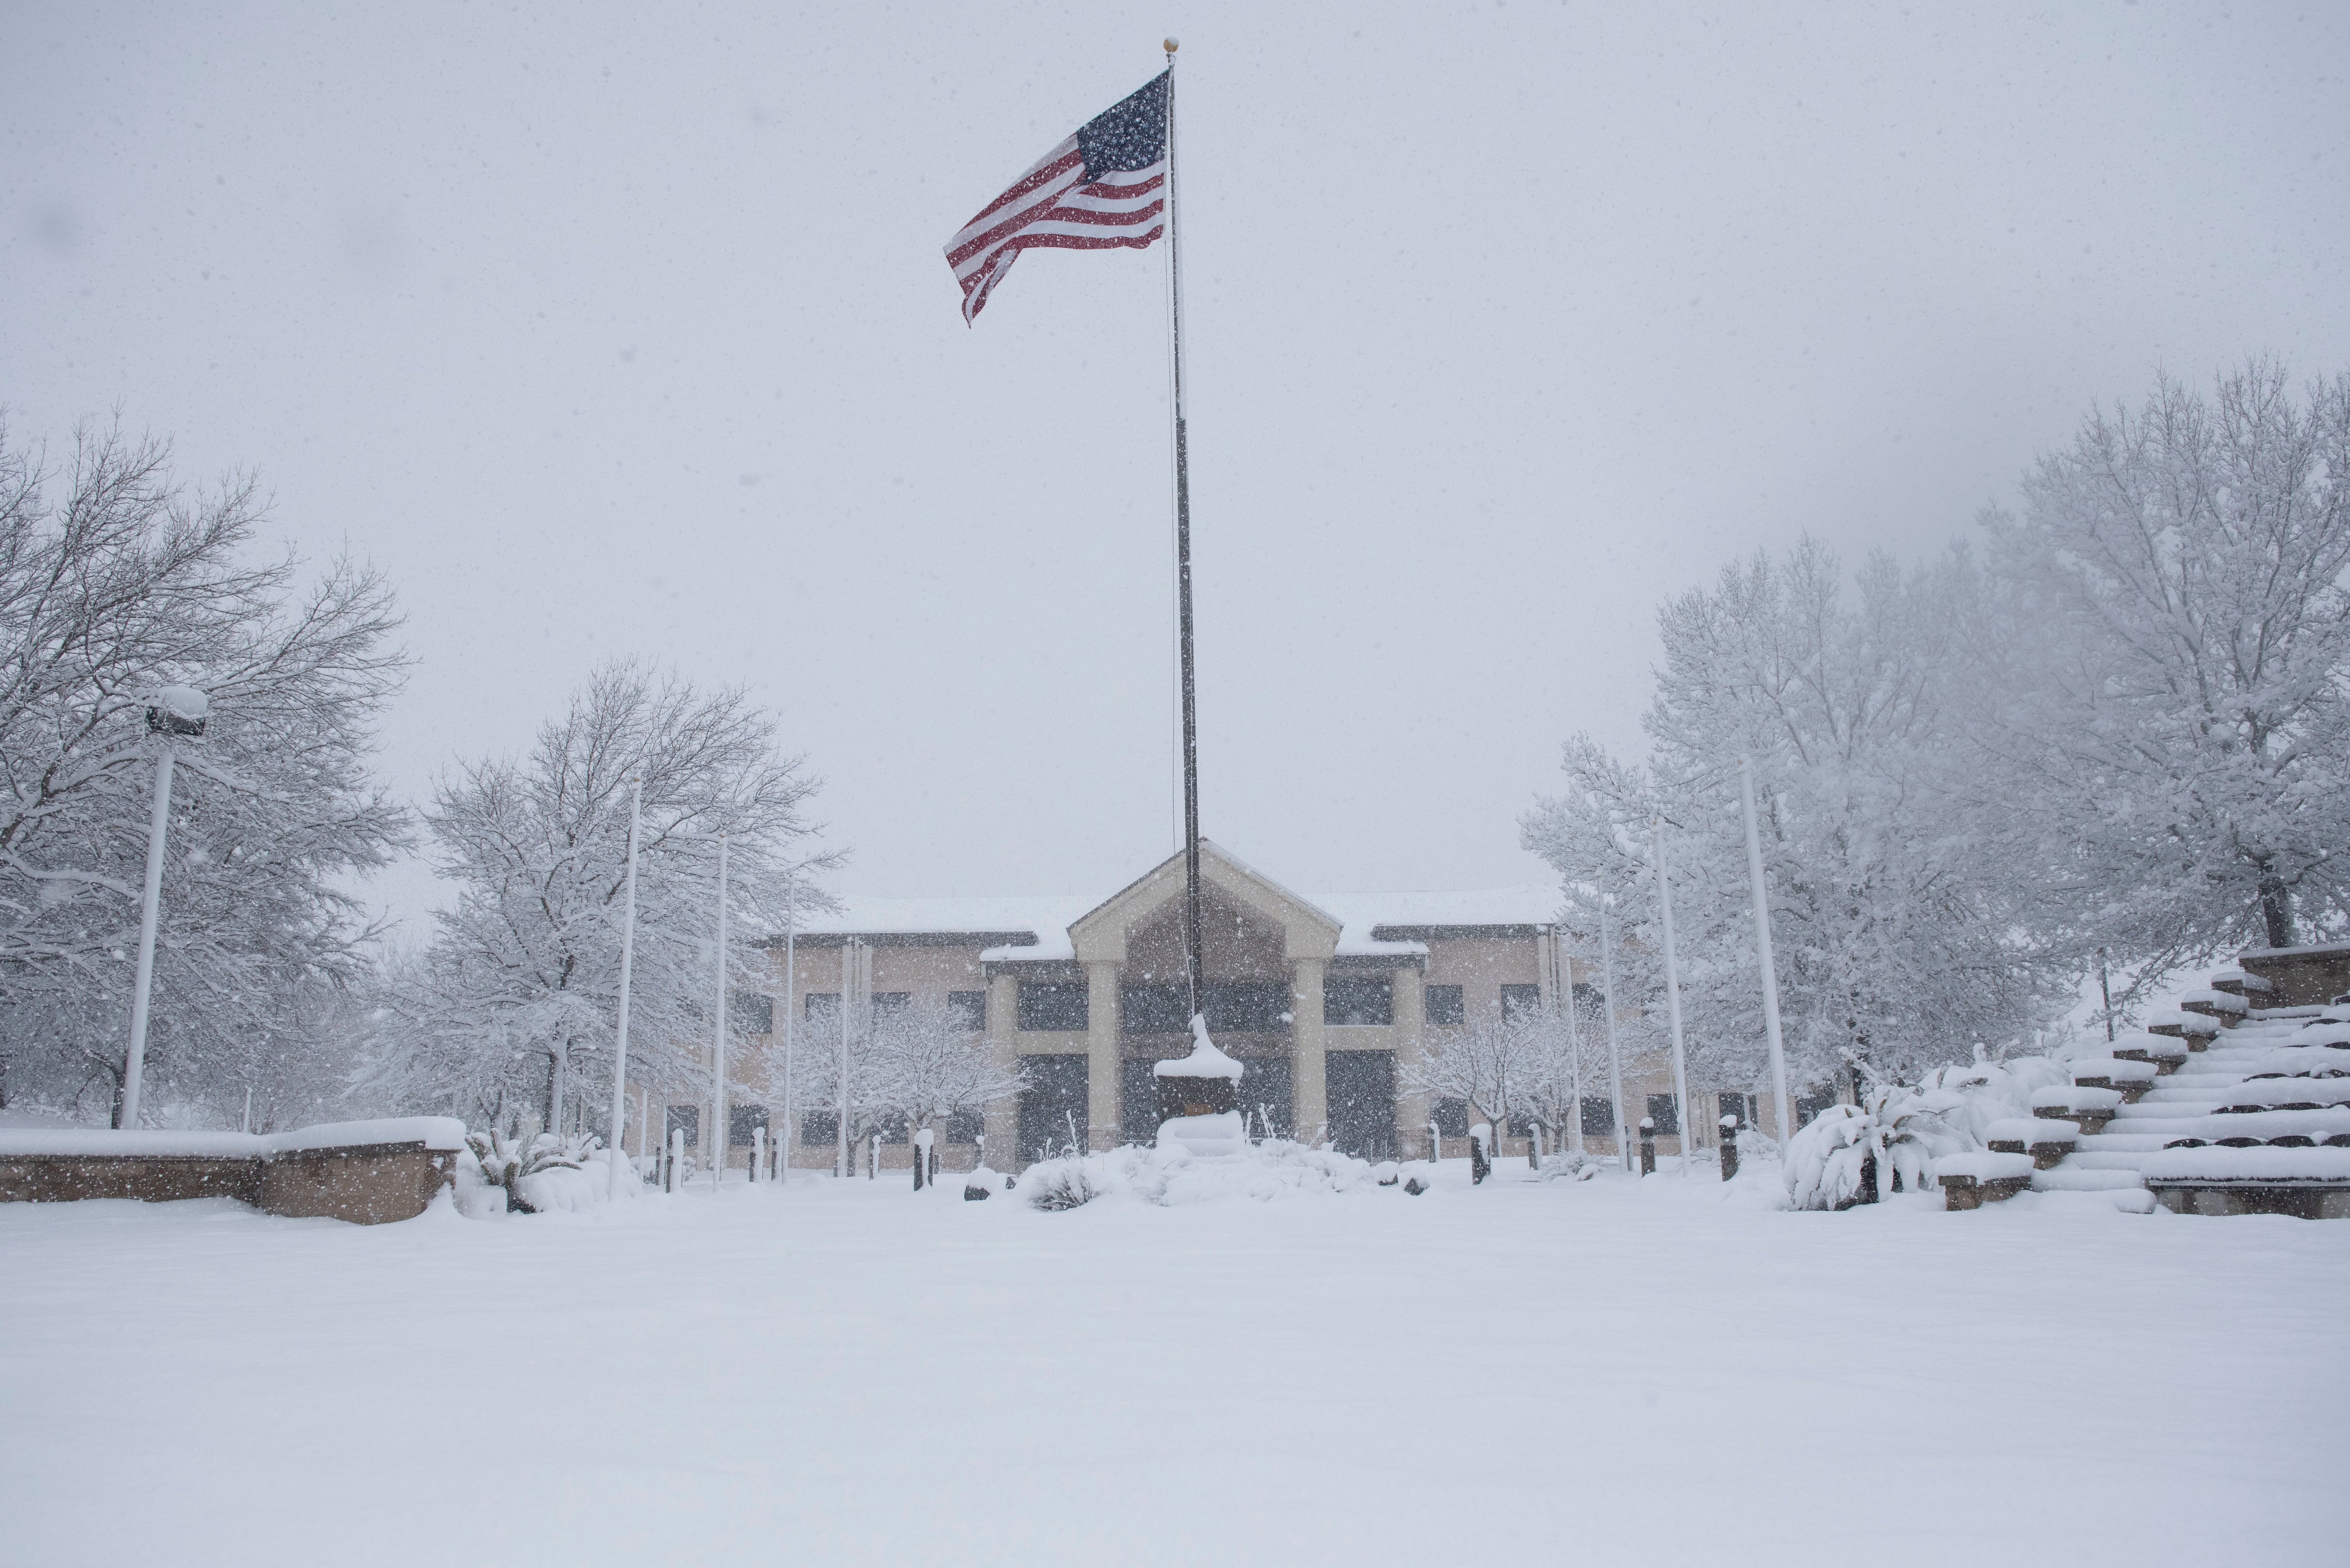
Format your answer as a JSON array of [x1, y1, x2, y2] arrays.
[[0, 1118, 463, 1225]]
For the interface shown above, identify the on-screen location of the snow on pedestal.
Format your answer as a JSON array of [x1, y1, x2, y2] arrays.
[[1153, 1016, 1248, 1157]]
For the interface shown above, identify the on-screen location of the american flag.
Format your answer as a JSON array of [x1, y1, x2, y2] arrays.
[[945, 71, 1169, 325]]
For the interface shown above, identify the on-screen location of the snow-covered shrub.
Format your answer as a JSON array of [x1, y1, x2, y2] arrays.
[[1020, 1161, 1100, 1211], [1784, 1085, 1971, 1210], [1914, 1053, 2071, 1147], [461, 1129, 601, 1215], [1018, 1139, 1393, 1209], [1538, 1149, 1605, 1183]]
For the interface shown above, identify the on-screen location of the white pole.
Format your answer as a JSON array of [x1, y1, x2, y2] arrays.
[[606, 776, 644, 1198], [781, 903, 796, 1182], [1558, 926, 1585, 1155], [712, 832, 729, 1192], [119, 747, 177, 1129], [837, 938, 853, 1178], [1598, 883, 1631, 1174], [1653, 818, 1694, 1177], [1739, 757, 1794, 1147], [241, 1085, 252, 1135]]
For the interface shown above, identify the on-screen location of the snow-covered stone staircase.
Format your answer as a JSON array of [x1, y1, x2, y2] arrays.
[[1974, 967, 2350, 1216]]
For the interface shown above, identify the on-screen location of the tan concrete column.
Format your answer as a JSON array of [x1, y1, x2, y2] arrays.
[[1292, 956, 1327, 1144], [1392, 961, 1430, 1159], [982, 972, 1019, 1162], [1086, 960, 1120, 1150]]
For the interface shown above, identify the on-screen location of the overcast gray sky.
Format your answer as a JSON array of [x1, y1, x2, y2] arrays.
[[6, 1, 2346, 924]]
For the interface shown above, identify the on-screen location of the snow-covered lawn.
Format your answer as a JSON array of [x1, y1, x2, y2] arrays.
[[3, 1162, 2342, 1567]]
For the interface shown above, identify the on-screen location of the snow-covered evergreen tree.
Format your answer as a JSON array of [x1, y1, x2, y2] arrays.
[[365, 660, 834, 1130], [0, 422, 407, 1124]]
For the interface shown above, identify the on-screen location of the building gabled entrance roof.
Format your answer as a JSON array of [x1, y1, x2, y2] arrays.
[[1065, 840, 1343, 966]]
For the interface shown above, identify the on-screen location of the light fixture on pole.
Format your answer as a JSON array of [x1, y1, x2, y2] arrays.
[[1739, 757, 1793, 1147], [120, 685, 208, 1130], [605, 775, 643, 1198]]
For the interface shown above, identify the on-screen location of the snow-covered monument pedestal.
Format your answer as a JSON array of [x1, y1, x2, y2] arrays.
[[1153, 1018, 1249, 1158]]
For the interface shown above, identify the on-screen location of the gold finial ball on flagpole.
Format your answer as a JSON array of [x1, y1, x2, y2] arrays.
[[1164, 37, 1179, 54]]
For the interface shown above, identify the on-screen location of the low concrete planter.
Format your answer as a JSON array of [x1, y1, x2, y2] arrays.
[[0, 1118, 464, 1225]]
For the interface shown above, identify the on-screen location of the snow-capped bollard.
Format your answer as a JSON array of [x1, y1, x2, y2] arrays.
[[1529, 1123, 1543, 1170], [1469, 1122, 1492, 1185], [1719, 1114, 1741, 1181], [751, 1126, 766, 1184], [666, 1127, 683, 1193], [1638, 1117, 1656, 1178], [1426, 1118, 1441, 1163], [913, 1126, 934, 1191]]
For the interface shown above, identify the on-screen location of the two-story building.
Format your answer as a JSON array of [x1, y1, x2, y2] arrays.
[[685, 842, 1731, 1172]]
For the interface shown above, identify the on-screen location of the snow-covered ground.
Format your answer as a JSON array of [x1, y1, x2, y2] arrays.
[[3, 1161, 2343, 1567]]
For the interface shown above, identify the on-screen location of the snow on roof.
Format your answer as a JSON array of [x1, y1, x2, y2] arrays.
[[793, 894, 1095, 945], [789, 881, 1561, 962]]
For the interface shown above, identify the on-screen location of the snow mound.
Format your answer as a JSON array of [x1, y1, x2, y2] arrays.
[[1016, 1139, 1403, 1208]]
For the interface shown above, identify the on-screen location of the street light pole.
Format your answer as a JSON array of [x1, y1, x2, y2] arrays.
[[120, 686, 208, 1130], [605, 775, 643, 1198], [711, 831, 728, 1192]]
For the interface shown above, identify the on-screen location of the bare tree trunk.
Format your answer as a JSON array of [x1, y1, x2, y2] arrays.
[[2259, 861, 2295, 949]]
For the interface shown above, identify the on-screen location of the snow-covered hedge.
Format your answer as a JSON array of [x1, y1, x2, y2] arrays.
[[1016, 1139, 1404, 1209]]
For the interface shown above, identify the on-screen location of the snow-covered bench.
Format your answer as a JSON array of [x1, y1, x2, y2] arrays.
[[2109, 1033, 2190, 1074], [1936, 1152, 2037, 1210], [0, 1118, 464, 1225], [2069, 1058, 2159, 1101], [2138, 1145, 2350, 1219], [2031, 1084, 2124, 1134], [1985, 1117, 2078, 1170], [2143, 1009, 2223, 1045], [2208, 1079, 2350, 1114], [2178, 988, 2250, 1022]]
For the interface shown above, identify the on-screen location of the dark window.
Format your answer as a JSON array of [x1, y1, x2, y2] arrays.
[[1017, 1054, 1089, 1162], [876, 1113, 910, 1145], [1425, 984, 1465, 1026], [944, 1108, 983, 1144], [1122, 984, 1189, 1033], [1434, 1097, 1471, 1138], [1206, 981, 1289, 1033], [1794, 1090, 1836, 1129], [1507, 1111, 1539, 1140], [1120, 1057, 1161, 1144], [1501, 983, 1543, 1022], [1580, 1096, 1615, 1136], [666, 1104, 700, 1147], [805, 991, 841, 1024], [1570, 981, 1605, 1021], [1237, 1056, 1293, 1139], [1018, 981, 1089, 1031], [732, 990, 775, 1034], [1325, 1049, 1396, 1159], [801, 1109, 838, 1144], [1645, 1093, 1681, 1135], [947, 990, 987, 1031], [1717, 1091, 1754, 1129], [1324, 975, 1394, 1026], [729, 1103, 770, 1147], [871, 991, 911, 1015]]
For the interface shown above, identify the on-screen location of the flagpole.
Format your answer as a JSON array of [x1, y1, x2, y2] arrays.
[[1163, 38, 1204, 1022]]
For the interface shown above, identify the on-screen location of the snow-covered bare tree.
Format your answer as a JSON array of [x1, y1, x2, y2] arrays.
[[1405, 1012, 1537, 1136], [790, 997, 1020, 1155], [1524, 540, 2068, 1095], [1976, 362, 2350, 984], [0, 421, 407, 1124], [365, 660, 835, 1130]]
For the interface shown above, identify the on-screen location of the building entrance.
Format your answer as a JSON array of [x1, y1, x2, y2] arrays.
[[1326, 1049, 1396, 1159], [1018, 1054, 1088, 1163]]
